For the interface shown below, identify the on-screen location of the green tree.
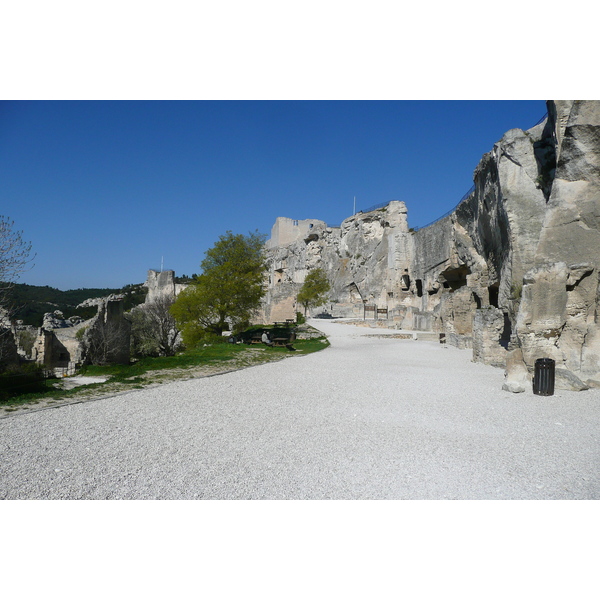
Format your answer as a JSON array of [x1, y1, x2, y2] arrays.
[[297, 268, 330, 316], [170, 231, 266, 345]]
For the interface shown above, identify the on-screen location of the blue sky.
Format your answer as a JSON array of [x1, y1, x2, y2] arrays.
[[0, 100, 547, 290]]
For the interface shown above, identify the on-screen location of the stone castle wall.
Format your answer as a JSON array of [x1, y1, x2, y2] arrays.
[[144, 269, 187, 303], [265, 217, 328, 249]]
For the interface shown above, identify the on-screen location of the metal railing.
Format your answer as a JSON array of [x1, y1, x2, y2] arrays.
[[532, 112, 548, 127], [409, 111, 548, 232], [412, 184, 476, 232], [360, 200, 393, 213]]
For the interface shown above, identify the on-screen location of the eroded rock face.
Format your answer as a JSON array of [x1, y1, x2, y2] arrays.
[[384, 119, 552, 349], [514, 101, 600, 388], [261, 201, 413, 323], [261, 101, 600, 390]]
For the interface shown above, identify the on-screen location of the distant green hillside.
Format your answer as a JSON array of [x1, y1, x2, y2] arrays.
[[4, 282, 147, 327]]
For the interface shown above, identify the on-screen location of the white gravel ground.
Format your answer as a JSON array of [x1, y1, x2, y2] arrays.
[[1, 319, 599, 499]]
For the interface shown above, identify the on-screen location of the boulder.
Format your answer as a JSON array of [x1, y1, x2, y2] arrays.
[[555, 368, 590, 392], [503, 347, 530, 393]]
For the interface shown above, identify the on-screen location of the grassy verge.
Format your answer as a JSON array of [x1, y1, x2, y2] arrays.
[[0, 332, 329, 412]]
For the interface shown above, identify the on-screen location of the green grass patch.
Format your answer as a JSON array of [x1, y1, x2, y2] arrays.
[[1, 330, 329, 409], [80, 342, 251, 380]]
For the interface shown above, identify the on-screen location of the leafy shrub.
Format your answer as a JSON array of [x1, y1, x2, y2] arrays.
[[130, 299, 182, 358]]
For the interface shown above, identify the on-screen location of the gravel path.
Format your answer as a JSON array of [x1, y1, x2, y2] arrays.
[[1, 319, 599, 499]]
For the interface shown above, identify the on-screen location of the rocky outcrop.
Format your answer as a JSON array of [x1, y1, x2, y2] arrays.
[[410, 117, 552, 353], [261, 101, 600, 391], [261, 202, 413, 324], [42, 310, 85, 329], [510, 101, 600, 389]]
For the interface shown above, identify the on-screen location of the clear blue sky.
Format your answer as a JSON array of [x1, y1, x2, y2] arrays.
[[0, 100, 547, 290]]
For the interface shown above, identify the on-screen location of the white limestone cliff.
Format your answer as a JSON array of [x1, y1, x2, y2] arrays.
[[261, 101, 600, 391]]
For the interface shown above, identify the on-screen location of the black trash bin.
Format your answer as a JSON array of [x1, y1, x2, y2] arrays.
[[533, 358, 555, 396]]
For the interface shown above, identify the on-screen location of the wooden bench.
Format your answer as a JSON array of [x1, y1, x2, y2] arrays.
[[272, 332, 297, 347], [245, 329, 297, 347]]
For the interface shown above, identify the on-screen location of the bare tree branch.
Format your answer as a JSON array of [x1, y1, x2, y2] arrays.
[[0, 216, 34, 370]]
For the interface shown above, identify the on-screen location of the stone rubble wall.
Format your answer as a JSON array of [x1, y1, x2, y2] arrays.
[[31, 297, 131, 369], [265, 217, 328, 249], [81, 297, 131, 365]]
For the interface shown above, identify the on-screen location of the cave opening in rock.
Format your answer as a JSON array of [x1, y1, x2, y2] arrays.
[[500, 312, 512, 349], [488, 284, 499, 308], [440, 265, 470, 291], [416, 279, 423, 297]]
